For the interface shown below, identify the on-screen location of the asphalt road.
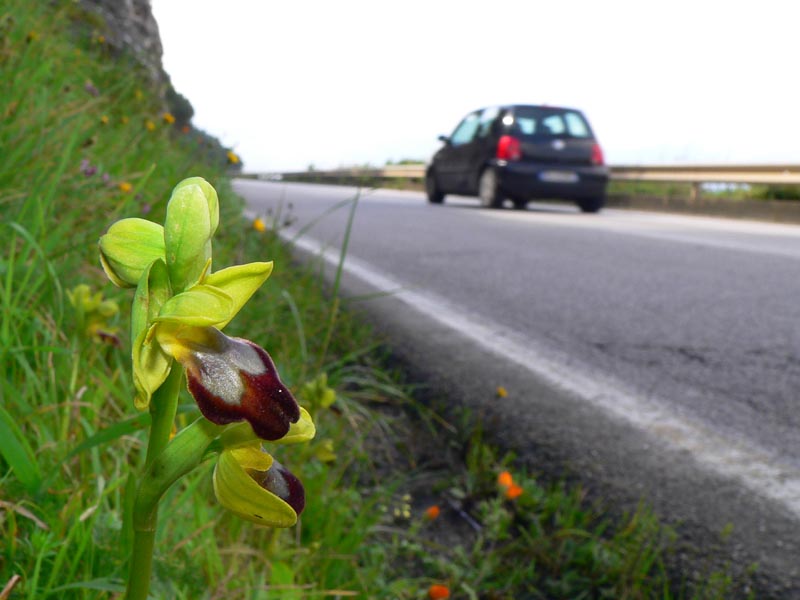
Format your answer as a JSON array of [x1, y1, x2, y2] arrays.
[[236, 180, 800, 594]]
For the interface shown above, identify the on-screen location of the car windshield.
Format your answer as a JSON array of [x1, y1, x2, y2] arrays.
[[509, 107, 592, 139]]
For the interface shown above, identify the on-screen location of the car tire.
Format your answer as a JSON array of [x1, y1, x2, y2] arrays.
[[576, 196, 605, 213], [425, 169, 445, 204], [478, 168, 503, 209], [512, 197, 527, 210]]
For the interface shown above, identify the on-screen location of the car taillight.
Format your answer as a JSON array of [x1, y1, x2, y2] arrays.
[[497, 135, 521, 161], [591, 143, 605, 166]]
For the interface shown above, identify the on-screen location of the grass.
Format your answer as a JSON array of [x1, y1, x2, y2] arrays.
[[0, 1, 752, 598]]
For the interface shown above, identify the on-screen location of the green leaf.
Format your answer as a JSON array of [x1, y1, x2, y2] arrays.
[[270, 562, 302, 600], [204, 262, 273, 328], [155, 285, 233, 327], [0, 403, 41, 493], [66, 413, 150, 460]]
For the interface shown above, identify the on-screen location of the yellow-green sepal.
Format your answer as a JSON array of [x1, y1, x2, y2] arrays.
[[132, 327, 173, 410], [212, 447, 297, 527], [164, 182, 214, 292], [203, 262, 273, 328], [154, 285, 233, 327], [99, 218, 166, 288], [218, 407, 315, 449], [276, 407, 315, 445], [131, 259, 170, 347]]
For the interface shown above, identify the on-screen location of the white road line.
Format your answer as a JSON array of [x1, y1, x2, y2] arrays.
[[278, 226, 800, 519]]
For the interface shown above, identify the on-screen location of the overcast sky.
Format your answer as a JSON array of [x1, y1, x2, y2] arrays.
[[151, 1, 800, 172]]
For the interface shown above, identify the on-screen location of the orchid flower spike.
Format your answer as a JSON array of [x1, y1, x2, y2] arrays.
[[99, 177, 303, 441]]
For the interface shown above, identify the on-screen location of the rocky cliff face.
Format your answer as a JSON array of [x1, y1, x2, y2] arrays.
[[79, 0, 165, 87]]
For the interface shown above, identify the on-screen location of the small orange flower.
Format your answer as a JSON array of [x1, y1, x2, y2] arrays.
[[145, 120, 156, 132], [505, 484, 524, 500], [118, 182, 132, 193], [496, 385, 508, 398], [497, 471, 513, 488], [181, 125, 191, 134], [99, 115, 109, 125], [428, 584, 450, 600], [253, 217, 266, 233], [162, 112, 175, 124], [424, 505, 440, 520]]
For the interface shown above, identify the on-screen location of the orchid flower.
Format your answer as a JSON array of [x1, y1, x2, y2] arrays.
[[100, 177, 302, 441], [100, 175, 318, 599]]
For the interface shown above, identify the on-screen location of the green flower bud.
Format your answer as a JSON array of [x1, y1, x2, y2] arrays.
[[172, 176, 219, 236], [164, 183, 214, 292], [99, 218, 166, 288]]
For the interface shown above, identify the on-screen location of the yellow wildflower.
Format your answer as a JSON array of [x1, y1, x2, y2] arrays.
[[100, 115, 109, 125], [226, 150, 240, 165], [253, 217, 266, 233], [496, 385, 508, 398], [118, 182, 133, 193], [162, 112, 175, 124], [145, 120, 156, 132]]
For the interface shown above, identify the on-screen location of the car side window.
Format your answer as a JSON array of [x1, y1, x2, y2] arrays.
[[450, 112, 481, 146], [478, 107, 500, 138]]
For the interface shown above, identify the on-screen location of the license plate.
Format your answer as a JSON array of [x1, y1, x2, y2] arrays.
[[539, 170, 579, 183]]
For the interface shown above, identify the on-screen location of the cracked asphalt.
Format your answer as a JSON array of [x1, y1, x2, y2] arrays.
[[237, 180, 800, 596]]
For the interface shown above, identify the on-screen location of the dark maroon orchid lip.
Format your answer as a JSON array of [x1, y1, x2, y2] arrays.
[[179, 331, 300, 441], [247, 460, 305, 516]]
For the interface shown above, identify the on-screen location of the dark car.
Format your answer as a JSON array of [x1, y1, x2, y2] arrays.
[[425, 105, 608, 212]]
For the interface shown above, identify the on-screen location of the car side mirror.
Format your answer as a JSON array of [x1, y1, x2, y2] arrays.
[[437, 135, 450, 145]]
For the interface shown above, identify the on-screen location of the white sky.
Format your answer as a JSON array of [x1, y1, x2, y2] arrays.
[[151, 0, 800, 172]]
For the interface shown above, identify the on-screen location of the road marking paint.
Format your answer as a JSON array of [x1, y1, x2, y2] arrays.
[[279, 225, 800, 519]]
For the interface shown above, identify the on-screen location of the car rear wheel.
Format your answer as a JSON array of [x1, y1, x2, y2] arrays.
[[576, 196, 605, 213], [478, 168, 503, 209], [425, 169, 445, 204]]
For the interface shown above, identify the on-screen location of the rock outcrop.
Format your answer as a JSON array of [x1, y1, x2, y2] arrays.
[[78, 0, 165, 87]]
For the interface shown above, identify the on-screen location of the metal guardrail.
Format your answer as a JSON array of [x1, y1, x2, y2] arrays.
[[255, 164, 800, 187]]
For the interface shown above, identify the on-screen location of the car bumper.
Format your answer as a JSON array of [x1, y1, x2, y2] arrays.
[[494, 161, 608, 200]]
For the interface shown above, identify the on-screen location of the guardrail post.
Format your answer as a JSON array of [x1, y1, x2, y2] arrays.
[[690, 182, 702, 202]]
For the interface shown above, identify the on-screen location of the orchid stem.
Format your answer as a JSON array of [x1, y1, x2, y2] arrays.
[[125, 416, 222, 600], [125, 367, 188, 600], [145, 365, 183, 468]]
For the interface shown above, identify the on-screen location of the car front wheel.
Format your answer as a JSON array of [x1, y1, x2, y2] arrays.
[[478, 168, 503, 209], [425, 169, 445, 204]]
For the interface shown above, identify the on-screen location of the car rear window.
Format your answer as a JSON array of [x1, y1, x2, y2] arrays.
[[509, 107, 593, 139]]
